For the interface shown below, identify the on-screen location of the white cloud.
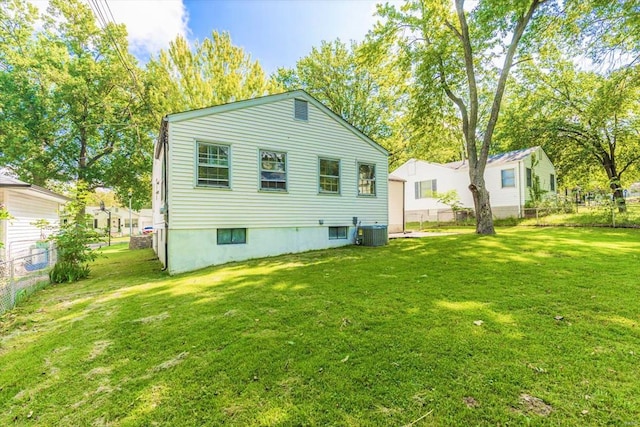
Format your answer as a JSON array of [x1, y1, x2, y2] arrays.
[[28, 0, 188, 59], [99, 0, 189, 59]]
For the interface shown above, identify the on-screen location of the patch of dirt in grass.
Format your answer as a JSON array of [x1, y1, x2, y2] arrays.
[[463, 396, 479, 408], [223, 404, 244, 417], [85, 366, 112, 378], [516, 394, 553, 416], [133, 312, 169, 323], [376, 404, 402, 416], [88, 340, 113, 360], [151, 351, 188, 372]]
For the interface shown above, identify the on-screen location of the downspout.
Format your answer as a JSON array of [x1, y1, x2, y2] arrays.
[[402, 180, 406, 233], [517, 161, 523, 218], [162, 117, 169, 271]]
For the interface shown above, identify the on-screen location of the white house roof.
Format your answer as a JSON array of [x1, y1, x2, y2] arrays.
[[158, 90, 389, 157], [389, 174, 406, 182], [0, 175, 71, 203], [443, 147, 541, 170]]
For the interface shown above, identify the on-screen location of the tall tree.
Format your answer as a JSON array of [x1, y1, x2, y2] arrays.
[[565, 0, 640, 67], [145, 32, 277, 115], [0, 0, 153, 210], [497, 63, 640, 211], [377, 0, 549, 234], [275, 39, 411, 167]]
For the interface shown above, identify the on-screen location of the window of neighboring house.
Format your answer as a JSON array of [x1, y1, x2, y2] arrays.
[[415, 179, 437, 199], [294, 99, 308, 120], [93, 219, 98, 228], [260, 150, 287, 191], [217, 228, 246, 245], [501, 169, 516, 188], [550, 174, 556, 192], [197, 142, 230, 187], [319, 158, 340, 194], [328, 226, 348, 240], [526, 167, 532, 188], [358, 163, 376, 196]]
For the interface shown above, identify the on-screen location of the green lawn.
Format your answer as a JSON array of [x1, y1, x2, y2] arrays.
[[1, 228, 639, 425]]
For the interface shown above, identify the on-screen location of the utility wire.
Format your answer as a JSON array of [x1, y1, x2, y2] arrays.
[[86, 0, 161, 123]]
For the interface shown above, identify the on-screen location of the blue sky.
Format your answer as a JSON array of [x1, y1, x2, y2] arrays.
[[34, 0, 389, 74], [182, 0, 384, 73]]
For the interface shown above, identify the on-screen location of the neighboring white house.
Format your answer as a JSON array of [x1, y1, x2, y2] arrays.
[[152, 90, 389, 274], [391, 146, 556, 221], [0, 175, 70, 260], [88, 206, 153, 236]]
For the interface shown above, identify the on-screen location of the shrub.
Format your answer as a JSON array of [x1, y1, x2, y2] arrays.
[[49, 216, 101, 284]]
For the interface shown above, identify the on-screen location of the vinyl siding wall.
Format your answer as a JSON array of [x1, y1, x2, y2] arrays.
[[160, 96, 388, 273], [392, 147, 557, 221], [167, 98, 388, 230], [2, 190, 61, 259]]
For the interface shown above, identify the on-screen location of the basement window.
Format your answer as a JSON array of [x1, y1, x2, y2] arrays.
[[217, 228, 246, 245], [294, 99, 308, 121], [329, 226, 348, 240]]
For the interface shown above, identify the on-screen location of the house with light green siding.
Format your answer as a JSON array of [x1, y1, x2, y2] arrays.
[[152, 90, 389, 274]]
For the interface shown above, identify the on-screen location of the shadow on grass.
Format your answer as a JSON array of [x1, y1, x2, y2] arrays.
[[1, 227, 640, 425]]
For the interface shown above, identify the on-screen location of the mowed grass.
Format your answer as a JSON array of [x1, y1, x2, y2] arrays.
[[1, 228, 639, 426]]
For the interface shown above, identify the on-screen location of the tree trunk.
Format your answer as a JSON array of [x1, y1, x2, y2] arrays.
[[602, 155, 626, 213], [611, 182, 627, 213], [468, 170, 495, 235]]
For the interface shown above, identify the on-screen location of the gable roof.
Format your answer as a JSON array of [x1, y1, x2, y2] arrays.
[[0, 175, 71, 203], [159, 90, 388, 156], [393, 158, 460, 175], [443, 147, 541, 170]]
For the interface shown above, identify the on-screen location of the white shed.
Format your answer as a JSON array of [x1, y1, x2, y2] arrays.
[[391, 147, 556, 221], [0, 175, 70, 260], [152, 90, 389, 274]]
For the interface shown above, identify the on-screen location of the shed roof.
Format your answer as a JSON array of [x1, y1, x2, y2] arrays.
[[0, 175, 71, 203]]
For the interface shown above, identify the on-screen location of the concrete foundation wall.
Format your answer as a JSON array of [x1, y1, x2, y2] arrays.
[[167, 226, 356, 274]]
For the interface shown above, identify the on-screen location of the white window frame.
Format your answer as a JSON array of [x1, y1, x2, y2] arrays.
[[357, 162, 376, 196], [196, 141, 230, 188], [415, 179, 437, 199], [319, 157, 340, 194], [501, 168, 516, 188], [259, 149, 287, 191]]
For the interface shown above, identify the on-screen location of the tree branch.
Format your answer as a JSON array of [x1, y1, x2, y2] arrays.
[[481, 0, 545, 166]]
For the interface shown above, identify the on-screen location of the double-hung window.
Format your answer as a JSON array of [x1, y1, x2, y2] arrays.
[[358, 163, 376, 196], [260, 150, 287, 191], [415, 179, 437, 199], [550, 174, 556, 192], [319, 158, 340, 193], [526, 168, 532, 188], [197, 142, 229, 187], [501, 169, 516, 188]]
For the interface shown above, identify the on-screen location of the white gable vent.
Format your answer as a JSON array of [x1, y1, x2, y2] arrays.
[[294, 99, 308, 121]]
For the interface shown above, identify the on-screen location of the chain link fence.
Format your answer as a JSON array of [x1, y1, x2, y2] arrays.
[[0, 245, 57, 315]]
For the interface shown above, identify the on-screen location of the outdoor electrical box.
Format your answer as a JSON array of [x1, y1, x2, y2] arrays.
[[358, 225, 388, 247]]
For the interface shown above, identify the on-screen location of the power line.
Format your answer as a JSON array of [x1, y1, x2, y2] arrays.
[[86, 0, 161, 122]]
